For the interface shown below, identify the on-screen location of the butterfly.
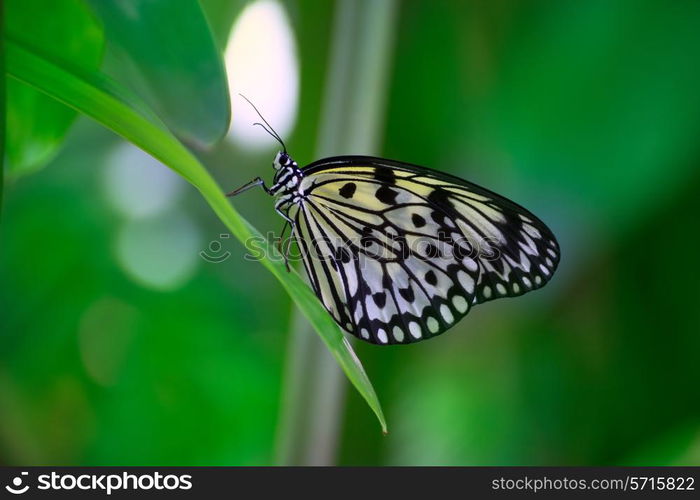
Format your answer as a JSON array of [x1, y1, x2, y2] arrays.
[[228, 96, 560, 345]]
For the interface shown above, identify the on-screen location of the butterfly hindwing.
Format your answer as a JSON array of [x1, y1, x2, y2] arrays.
[[371, 164, 561, 304]]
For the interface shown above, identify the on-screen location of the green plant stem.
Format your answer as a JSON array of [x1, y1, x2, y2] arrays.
[[274, 0, 398, 466]]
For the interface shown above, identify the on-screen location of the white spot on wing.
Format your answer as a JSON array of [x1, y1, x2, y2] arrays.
[[452, 295, 468, 313], [439, 304, 454, 324], [522, 223, 541, 239], [457, 271, 474, 294], [463, 257, 478, 272], [519, 251, 531, 272], [519, 233, 539, 256], [427, 317, 439, 333]]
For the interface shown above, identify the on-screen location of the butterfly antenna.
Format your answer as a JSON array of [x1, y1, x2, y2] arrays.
[[239, 94, 287, 153], [252, 122, 276, 140]]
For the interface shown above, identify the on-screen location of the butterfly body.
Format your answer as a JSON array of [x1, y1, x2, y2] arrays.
[[269, 153, 304, 217], [229, 150, 560, 346]]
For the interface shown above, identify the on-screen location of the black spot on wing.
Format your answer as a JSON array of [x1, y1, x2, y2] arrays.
[[375, 185, 399, 205], [372, 291, 387, 308], [425, 243, 442, 258], [398, 286, 415, 302], [427, 188, 454, 214], [374, 166, 396, 184], [338, 182, 357, 199], [411, 213, 426, 228], [425, 270, 437, 286], [430, 210, 445, 225]]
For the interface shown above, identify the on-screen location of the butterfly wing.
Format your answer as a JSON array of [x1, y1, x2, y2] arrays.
[[288, 156, 559, 345]]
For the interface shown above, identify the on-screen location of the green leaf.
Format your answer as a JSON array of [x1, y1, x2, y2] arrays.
[[5, 0, 103, 175], [199, 0, 247, 49], [86, 0, 230, 147], [0, 4, 5, 216], [5, 38, 387, 433]]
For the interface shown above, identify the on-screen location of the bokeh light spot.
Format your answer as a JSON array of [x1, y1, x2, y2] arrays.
[[104, 142, 185, 218], [225, 0, 299, 149], [115, 212, 202, 291]]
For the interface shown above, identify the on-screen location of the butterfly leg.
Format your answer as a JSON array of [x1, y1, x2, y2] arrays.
[[276, 219, 290, 271], [225, 177, 270, 197], [281, 236, 293, 273], [274, 208, 295, 272]]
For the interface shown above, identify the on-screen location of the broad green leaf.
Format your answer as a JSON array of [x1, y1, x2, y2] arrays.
[[5, 38, 387, 433], [87, 0, 230, 147], [5, 0, 103, 175], [0, 5, 5, 215], [199, 0, 247, 49]]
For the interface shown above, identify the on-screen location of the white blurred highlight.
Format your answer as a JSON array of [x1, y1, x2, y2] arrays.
[[225, 0, 299, 149], [115, 212, 202, 291], [104, 143, 185, 218]]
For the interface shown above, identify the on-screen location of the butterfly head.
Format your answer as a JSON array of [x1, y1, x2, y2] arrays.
[[273, 151, 297, 170], [271, 151, 303, 194]]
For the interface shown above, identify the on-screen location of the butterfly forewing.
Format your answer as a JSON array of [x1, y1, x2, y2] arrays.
[[304, 158, 560, 305]]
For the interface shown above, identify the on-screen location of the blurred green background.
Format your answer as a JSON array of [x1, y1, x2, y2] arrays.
[[2, 0, 700, 465]]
